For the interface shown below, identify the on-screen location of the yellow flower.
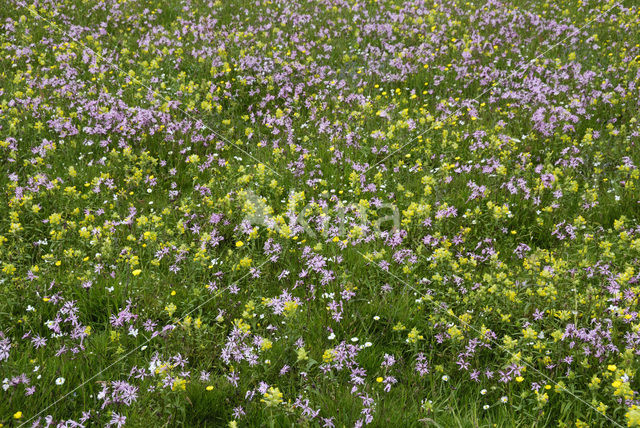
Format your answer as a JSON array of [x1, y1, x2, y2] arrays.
[[132, 269, 142, 276], [392, 322, 406, 331], [238, 257, 252, 268], [322, 348, 336, 363], [2, 263, 16, 275], [165, 303, 177, 317], [172, 378, 187, 391], [596, 402, 608, 414], [296, 347, 308, 362], [13, 411, 23, 419], [376, 377, 383, 383], [206, 385, 214, 391], [627, 406, 640, 427], [235, 241, 244, 247], [283, 300, 298, 316], [261, 387, 283, 407], [407, 327, 423, 344], [260, 339, 273, 351]]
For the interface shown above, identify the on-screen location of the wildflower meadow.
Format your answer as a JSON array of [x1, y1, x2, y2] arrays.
[[1, 0, 640, 426]]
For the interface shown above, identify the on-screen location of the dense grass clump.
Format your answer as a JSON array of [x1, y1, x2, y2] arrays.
[[1, 0, 640, 426]]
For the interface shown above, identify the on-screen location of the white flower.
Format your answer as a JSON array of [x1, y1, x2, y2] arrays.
[[480, 389, 487, 395], [328, 333, 336, 340], [500, 396, 508, 403], [55, 377, 65, 386], [483, 404, 490, 410], [441, 375, 449, 382], [373, 316, 380, 321], [364, 342, 373, 348], [351, 337, 358, 342]]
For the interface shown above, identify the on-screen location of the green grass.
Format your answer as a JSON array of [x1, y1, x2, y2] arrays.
[[1, 0, 640, 426]]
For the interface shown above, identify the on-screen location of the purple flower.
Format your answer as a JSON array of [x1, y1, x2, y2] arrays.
[[108, 412, 126, 428]]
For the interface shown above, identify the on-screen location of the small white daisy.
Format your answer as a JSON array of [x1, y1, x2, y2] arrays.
[[55, 377, 65, 386]]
